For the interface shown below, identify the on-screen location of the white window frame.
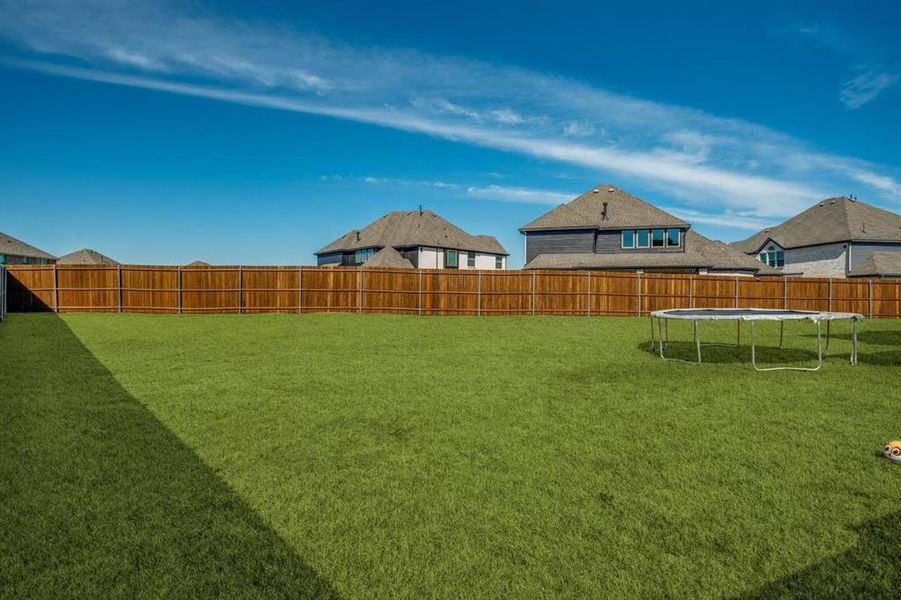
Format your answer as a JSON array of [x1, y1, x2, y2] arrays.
[[666, 228, 681, 248], [621, 230, 636, 249], [636, 229, 650, 248]]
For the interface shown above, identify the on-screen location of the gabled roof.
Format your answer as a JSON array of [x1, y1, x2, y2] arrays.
[[317, 210, 507, 255], [731, 197, 901, 253], [57, 248, 120, 265], [186, 260, 210, 267], [520, 184, 689, 232], [365, 246, 414, 268], [848, 251, 901, 278], [524, 230, 777, 274], [0, 231, 56, 260]]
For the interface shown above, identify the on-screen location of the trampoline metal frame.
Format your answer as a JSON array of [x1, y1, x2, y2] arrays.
[[649, 309, 860, 371]]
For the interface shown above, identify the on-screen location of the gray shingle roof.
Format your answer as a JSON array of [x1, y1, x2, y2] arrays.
[[524, 230, 777, 274], [317, 210, 507, 255], [520, 184, 689, 232], [57, 248, 120, 265], [848, 251, 901, 278], [731, 197, 901, 253], [365, 246, 414, 268], [0, 231, 56, 260]]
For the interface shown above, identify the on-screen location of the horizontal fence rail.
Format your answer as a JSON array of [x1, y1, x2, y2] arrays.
[[4, 265, 901, 318]]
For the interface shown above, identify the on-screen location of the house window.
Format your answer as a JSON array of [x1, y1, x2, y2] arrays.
[[354, 248, 376, 264], [495, 255, 503, 269], [636, 229, 650, 248], [445, 249, 459, 269], [758, 245, 785, 268], [0, 254, 5, 264], [621, 230, 635, 248], [666, 229, 680, 247], [651, 229, 665, 247], [467, 252, 476, 268]]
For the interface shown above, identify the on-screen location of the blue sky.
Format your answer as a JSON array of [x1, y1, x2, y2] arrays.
[[1, 0, 899, 266]]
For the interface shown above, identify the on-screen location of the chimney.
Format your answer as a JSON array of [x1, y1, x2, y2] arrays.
[[601, 201, 609, 221]]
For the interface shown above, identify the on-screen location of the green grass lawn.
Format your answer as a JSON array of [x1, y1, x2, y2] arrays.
[[2, 313, 900, 598]]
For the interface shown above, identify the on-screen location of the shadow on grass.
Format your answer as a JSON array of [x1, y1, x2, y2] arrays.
[[638, 341, 829, 366], [811, 327, 901, 347], [0, 315, 338, 598], [736, 510, 901, 599]]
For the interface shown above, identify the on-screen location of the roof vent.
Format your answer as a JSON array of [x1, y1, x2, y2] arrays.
[[355, 230, 360, 242], [829, 199, 835, 204], [607, 187, 615, 192], [601, 201, 609, 221], [592, 188, 600, 193]]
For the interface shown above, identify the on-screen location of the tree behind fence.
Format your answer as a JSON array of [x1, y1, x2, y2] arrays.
[[5, 264, 900, 318]]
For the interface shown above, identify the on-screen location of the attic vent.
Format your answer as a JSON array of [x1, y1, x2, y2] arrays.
[[607, 187, 615, 192], [592, 188, 600, 193]]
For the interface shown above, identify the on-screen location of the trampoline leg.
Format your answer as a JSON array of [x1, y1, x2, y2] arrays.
[[649, 316, 656, 352], [851, 319, 859, 365], [658, 317, 666, 358], [694, 321, 702, 364], [825, 320, 831, 353], [753, 319, 823, 372], [779, 321, 784, 349], [736, 320, 741, 346]]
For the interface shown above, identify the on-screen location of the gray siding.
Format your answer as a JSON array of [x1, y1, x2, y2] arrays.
[[525, 230, 595, 262], [849, 242, 901, 271], [317, 252, 342, 266]]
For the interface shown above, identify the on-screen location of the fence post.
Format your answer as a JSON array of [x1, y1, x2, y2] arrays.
[[636, 271, 642, 316], [828, 278, 833, 313], [531, 271, 536, 316], [418, 269, 423, 316], [117, 265, 122, 313], [298, 267, 303, 314], [477, 271, 481, 316], [177, 267, 182, 314], [783, 277, 788, 309], [688, 275, 693, 308], [868, 279, 873, 318], [238, 266, 243, 314], [586, 271, 591, 317], [53, 264, 59, 313], [734, 276, 739, 308], [358, 265, 363, 314]]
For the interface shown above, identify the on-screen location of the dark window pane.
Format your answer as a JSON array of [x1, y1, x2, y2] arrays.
[[467, 252, 476, 267], [446, 249, 458, 268], [651, 229, 665, 247], [667, 229, 680, 247], [636, 230, 650, 247], [495, 255, 503, 269], [621, 230, 635, 248]]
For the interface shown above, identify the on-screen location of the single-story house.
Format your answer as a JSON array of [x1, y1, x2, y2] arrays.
[[0, 231, 57, 265], [316, 209, 508, 269], [730, 196, 901, 277], [57, 248, 120, 265], [520, 184, 777, 276]]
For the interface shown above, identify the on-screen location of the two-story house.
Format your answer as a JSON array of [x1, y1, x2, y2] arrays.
[[730, 196, 901, 277], [316, 209, 508, 269], [520, 184, 774, 275], [0, 231, 57, 265]]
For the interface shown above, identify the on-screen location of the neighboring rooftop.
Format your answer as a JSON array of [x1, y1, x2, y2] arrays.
[[524, 230, 778, 274], [317, 210, 507, 256], [520, 184, 689, 232], [731, 197, 901, 253], [185, 260, 211, 267], [365, 246, 414, 269], [58, 248, 120, 265], [0, 231, 56, 260], [848, 251, 901, 278]]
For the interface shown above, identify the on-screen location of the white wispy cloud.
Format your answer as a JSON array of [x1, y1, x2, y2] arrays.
[[840, 70, 898, 109], [1, 0, 900, 217], [466, 185, 573, 204], [792, 22, 898, 109]]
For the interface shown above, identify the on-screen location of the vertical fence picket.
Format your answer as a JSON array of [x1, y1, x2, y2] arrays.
[[53, 264, 59, 312], [586, 271, 591, 316], [117, 265, 122, 313], [477, 271, 481, 316], [636, 272, 642, 316], [298, 267, 303, 314], [238, 266, 243, 314], [177, 267, 182, 314]]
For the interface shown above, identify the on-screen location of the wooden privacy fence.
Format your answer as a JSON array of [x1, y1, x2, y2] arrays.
[[5, 264, 901, 318]]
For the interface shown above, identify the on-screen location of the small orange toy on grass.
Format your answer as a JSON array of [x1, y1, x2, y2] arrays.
[[883, 441, 901, 464]]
